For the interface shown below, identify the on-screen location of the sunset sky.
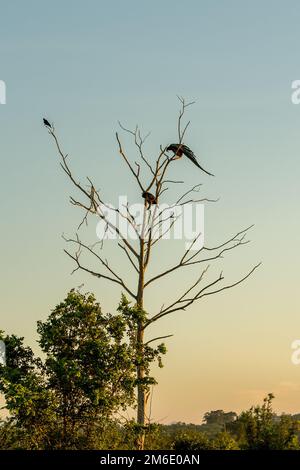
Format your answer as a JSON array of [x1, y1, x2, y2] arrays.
[[1, 0, 300, 423]]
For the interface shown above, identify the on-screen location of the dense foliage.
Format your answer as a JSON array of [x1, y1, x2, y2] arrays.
[[0, 290, 139, 448]]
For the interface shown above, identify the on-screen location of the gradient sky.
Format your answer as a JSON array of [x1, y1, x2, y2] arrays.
[[1, 0, 300, 423]]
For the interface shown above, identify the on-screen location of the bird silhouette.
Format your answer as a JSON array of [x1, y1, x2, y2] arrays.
[[167, 143, 214, 176], [142, 191, 157, 209], [43, 118, 51, 128]]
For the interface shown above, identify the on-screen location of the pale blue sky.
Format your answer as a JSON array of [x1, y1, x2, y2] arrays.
[[1, 0, 300, 422]]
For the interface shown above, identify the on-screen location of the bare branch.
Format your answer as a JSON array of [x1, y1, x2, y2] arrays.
[[203, 225, 255, 252], [118, 242, 139, 273], [118, 121, 155, 176], [146, 263, 261, 325], [116, 132, 144, 191], [145, 334, 174, 346], [196, 263, 261, 299], [63, 234, 136, 299], [146, 222, 254, 288]]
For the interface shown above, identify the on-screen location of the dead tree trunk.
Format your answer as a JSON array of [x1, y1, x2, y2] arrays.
[[135, 201, 147, 449], [136, 325, 145, 449]]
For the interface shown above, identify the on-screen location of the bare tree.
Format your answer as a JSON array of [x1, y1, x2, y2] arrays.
[[45, 98, 260, 449]]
